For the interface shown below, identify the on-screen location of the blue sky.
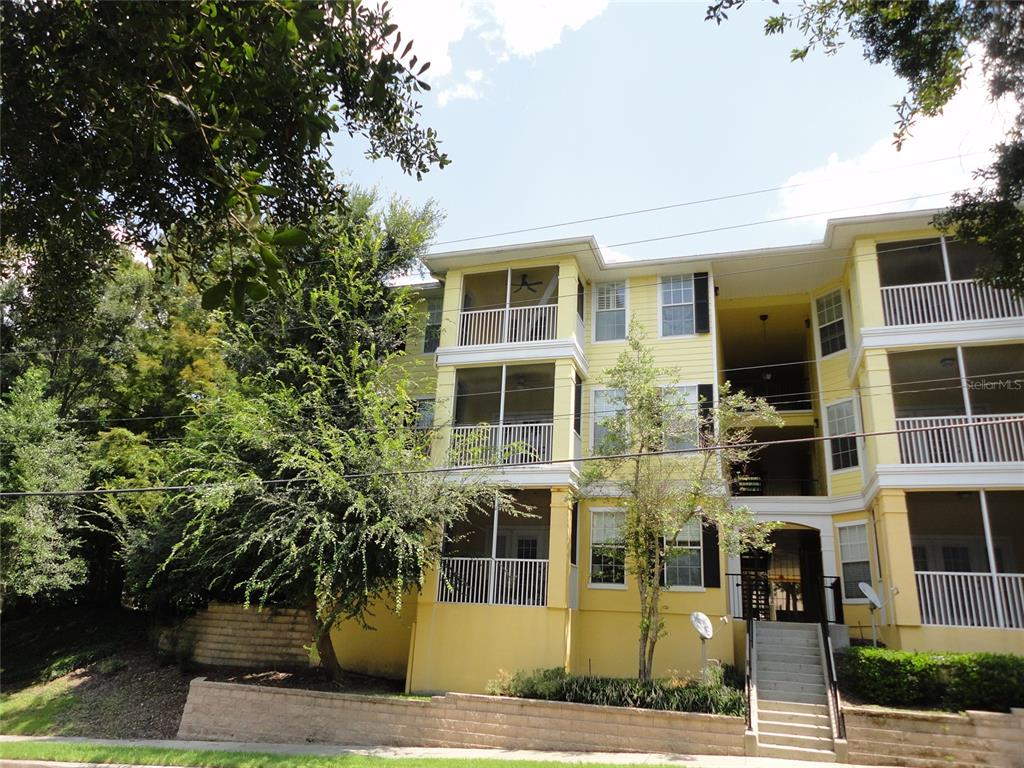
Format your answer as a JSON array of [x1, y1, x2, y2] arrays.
[[330, 2, 1013, 262]]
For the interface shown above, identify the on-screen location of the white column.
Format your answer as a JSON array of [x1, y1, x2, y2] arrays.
[[979, 490, 1006, 628]]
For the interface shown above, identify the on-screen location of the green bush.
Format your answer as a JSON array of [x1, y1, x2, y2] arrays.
[[485, 667, 746, 717], [836, 646, 1024, 712]]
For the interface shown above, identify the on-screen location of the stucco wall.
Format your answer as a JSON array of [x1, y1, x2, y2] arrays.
[[177, 678, 746, 756]]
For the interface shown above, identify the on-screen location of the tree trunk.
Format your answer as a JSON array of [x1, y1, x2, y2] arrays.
[[308, 595, 342, 681]]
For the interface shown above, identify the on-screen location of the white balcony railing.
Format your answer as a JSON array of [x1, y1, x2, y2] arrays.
[[437, 557, 548, 606], [458, 304, 557, 346], [881, 279, 1024, 326], [896, 414, 1024, 464], [916, 571, 1024, 629], [449, 422, 553, 467]]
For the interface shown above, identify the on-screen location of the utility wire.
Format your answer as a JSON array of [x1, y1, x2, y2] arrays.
[[0, 236, 968, 360], [431, 153, 984, 246], [46, 367, 1024, 430], [3, 415, 1022, 499]]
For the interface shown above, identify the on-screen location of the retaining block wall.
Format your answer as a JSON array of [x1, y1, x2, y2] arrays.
[[843, 705, 1024, 768], [161, 603, 314, 669], [177, 678, 746, 756]]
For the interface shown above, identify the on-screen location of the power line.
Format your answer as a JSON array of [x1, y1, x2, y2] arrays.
[[0, 236, 967, 360], [431, 153, 983, 247], [45, 366, 1024, 431], [3, 414, 1022, 499]]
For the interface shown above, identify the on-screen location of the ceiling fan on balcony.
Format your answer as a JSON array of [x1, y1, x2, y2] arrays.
[[512, 273, 543, 293]]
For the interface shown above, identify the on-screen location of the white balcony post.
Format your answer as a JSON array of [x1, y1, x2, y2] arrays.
[[979, 491, 1007, 628], [502, 268, 512, 344]]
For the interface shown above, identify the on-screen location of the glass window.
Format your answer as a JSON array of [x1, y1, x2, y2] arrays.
[[595, 282, 626, 341], [664, 518, 702, 587], [816, 290, 847, 356], [827, 400, 859, 470], [593, 388, 625, 448], [590, 509, 625, 585], [838, 523, 871, 599], [661, 275, 695, 337], [414, 398, 434, 430], [663, 385, 699, 451], [423, 296, 442, 353]]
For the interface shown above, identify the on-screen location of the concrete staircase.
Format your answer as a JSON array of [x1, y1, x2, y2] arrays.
[[753, 621, 836, 762]]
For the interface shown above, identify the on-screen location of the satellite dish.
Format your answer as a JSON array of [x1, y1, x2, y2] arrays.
[[691, 611, 714, 640], [859, 582, 883, 609]]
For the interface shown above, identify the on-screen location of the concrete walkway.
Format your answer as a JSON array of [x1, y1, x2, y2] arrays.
[[0, 736, 898, 768]]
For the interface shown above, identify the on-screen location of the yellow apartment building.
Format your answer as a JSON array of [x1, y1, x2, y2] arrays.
[[330, 209, 1024, 700]]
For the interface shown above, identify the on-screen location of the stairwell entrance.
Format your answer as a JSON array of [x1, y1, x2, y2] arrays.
[[734, 526, 843, 624]]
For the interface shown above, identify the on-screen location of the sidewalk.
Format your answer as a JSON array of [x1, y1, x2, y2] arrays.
[[0, 735, 894, 768]]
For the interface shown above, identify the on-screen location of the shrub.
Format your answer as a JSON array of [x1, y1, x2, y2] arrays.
[[486, 667, 746, 717], [836, 646, 1024, 712]]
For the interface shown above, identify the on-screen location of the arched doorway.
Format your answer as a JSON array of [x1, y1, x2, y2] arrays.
[[738, 525, 840, 623]]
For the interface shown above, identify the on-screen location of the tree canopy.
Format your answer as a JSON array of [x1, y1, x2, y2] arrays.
[[707, 0, 1024, 294], [1, 0, 447, 307]]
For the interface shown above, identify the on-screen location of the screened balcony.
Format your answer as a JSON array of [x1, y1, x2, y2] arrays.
[[877, 237, 1024, 326], [889, 345, 1024, 464], [908, 491, 1023, 629], [449, 364, 555, 467], [437, 490, 551, 607], [458, 267, 559, 346]]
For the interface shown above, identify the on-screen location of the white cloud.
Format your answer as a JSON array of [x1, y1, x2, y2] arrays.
[[437, 82, 483, 108], [381, 0, 608, 104], [775, 61, 1017, 227]]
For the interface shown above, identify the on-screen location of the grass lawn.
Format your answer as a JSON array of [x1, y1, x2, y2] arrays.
[[0, 678, 77, 734], [0, 741, 647, 767]]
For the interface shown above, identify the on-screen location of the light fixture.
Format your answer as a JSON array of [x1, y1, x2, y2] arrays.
[[759, 314, 769, 343], [940, 357, 957, 368]]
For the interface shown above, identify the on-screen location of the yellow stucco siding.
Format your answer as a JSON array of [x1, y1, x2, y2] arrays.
[[889, 626, 1024, 654], [330, 597, 417, 681], [407, 604, 570, 693], [572, 609, 734, 680]]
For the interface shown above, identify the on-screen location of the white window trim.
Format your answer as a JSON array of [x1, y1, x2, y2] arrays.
[[590, 386, 623, 450], [657, 274, 697, 339], [825, 397, 860, 474], [421, 294, 443, 356], [588, 506, 627, 589], [413, 395, 435, 430], [813, 287, 850, 360], [836, 519, 872, 604], [591, 279, 628, 344], [664, 521, 704, 591]]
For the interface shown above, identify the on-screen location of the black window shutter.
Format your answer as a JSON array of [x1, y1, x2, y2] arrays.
[[697, 384, 714, 440], [694, 272, 710, 333], [702, 521, 721, 588]]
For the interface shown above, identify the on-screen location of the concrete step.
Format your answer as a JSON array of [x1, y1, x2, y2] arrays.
[[759, 730, 835, 751], [758, 700, 830, 717], [759, 690, 829, 706], [758, 650, 822, 665], [759, 678, 827, 695], [757, 743, 835, 762], [758, 718, 833, 738], [758, 670, 825, 686], [758, 660, 823, 675]]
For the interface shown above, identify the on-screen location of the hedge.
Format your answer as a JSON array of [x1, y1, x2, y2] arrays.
[[485, 666, 746, 717], [836, 646, 1024, 712]]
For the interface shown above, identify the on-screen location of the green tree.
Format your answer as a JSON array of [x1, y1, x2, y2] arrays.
[[580, 327, 780, 680], [137, 197, 513, 677], [706, 0, 1024, 294], [0, 369, 88, 607], [1, 0, 447, 307]]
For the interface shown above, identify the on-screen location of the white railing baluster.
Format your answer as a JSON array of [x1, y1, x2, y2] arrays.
[[449, 422, 554, 467], [457, 304, 558, 346], [916, 572, 1024, 629], [437, 557, 549, 607], [883, 279, 1024, 326], [897, 414, 1024, 464]]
